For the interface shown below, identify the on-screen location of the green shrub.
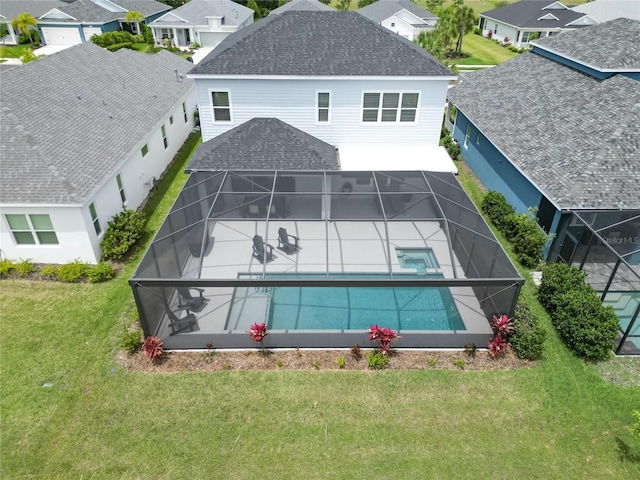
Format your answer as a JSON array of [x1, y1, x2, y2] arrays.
[[56, 260, 88, 283], [39, 264, 59, 279], [508, 210, 549, 269], [120, 328, 143, 352], [140, 23, 154, 45], [481, 191, 515, 232], [0, 258, 15, 277], [18, 30, 40, 45], [91, 31, 136, 47], [14, 258, 36, 277], [367, 351, 388, 370], [510, 302, 546, 360], [100, 209, 146, 260], [106, 42, 133, 52], [538, 263, 588, 315], [86, 261, 114, 283]]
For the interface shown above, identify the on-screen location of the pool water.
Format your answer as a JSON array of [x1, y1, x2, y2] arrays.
[[264, 274, 464, 331], [396, 248, 440, 274]]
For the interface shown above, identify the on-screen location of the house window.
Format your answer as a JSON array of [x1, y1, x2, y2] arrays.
[[5, 214, 59, 245], [211, 91, 231, 122], [521, 31, 531, 43], [161, 124, 168, 149], [317, 92, 330, 123], [169, 115, 174, 125], [160, 28, 174, 40], [182, 102, 188, 123], [391, 22, 395, 27], [141, 144, 149, 157], [464, 124, 471, 148], [362, 92, 419, 123], [89, 203, 101, 236], [116, 174, 127, 205], [494, 24, 498, 35], [476, 132, 481, 145]]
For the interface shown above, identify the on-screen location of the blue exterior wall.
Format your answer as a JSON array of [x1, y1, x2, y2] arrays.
[[623, 72, 640, 81]]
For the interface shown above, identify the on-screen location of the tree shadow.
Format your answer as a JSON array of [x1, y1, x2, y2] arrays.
[[615, 437, 640, 463]]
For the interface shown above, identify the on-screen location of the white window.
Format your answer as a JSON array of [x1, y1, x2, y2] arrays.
[[169, 115, 174, 125], [211, 91, 231, 122], [464, 124, 471, 148], [317, 92, 330, 123], [182, 102, 188, 123], [89, 203, 101, 236], [160, 28, 173, 40], [116, 174, 127, 205], [362, 92, 419, 123], [521, 31, 532, 43], [5, 214, 58, 245], [141, 144, 148, 157], [161, 124, 168, 149]]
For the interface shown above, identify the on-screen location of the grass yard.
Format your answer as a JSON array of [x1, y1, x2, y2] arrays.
[[456, 32, 519, 65], [2, 139, 640, 478]]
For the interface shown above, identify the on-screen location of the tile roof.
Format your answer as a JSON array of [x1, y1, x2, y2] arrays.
[[189, 11, 453, 77], [447, 52, 640, 210], [571, 0, 640, 23], [187, 118, 339, 171], [149, 0, 253, 27], [532, 18, 640, 71], [0, 1, 67, 20], [357, 0, 437, 23], [269, 0, 334, 15], [42, 0, 169, 23], [0, 42, 195, 205], [481, 0, 591, 28]]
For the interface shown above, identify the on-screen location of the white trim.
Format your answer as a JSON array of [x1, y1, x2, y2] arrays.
[[150, 12, 190, 25], [4, 213, 59, 246], [208, 89, 233, 124], [542, 2, 568, 10], [39, 9, 77, 21], [537, 13, 560, 21], [360, 90, 420, 124], [315, 90, 331, 125], [188, 74, 457, 81]]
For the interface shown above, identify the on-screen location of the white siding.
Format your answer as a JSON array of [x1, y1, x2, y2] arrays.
[[482, 21, 519, 46], [197, 78, 449, 147], [381, 17, 417, 40]]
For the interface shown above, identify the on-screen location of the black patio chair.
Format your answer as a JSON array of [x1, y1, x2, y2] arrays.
[[165, 304, 198, 336], [177, 287, 209, 312], [252, 234, 274, 263], [277, 227, 299, 254]]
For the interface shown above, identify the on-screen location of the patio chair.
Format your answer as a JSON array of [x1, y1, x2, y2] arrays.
[[165, 304, 198, 336], [252, 234, 274, 263], [277, 227, 299, 254], [177, 287, 209, 312]]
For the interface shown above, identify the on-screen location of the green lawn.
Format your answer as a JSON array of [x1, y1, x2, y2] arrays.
[[0, 44, 33, 58], [456, 32, 519, 65], [2, 138, 640, 478]]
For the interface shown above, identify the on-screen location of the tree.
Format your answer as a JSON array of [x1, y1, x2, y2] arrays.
[[336, 0, 351, 10], [358, 0, 377, 7], [125, 10, 144, 36], [247, 0, 266, 20], [0, 22, 9, 45], [11, 13, 37, 48], [424, 0, 444, 13], [416, 30, 443, 59], [453, 5, 476, 54]]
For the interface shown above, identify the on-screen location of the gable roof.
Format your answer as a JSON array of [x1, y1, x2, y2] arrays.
[[357, 0, 437, 23], [149, 0, 253, 27], [269, 0, 334, 15], [0, 1, 67, 21], [571, 0, 640, 23], [447, 52, 640, 210], [480, 0, 593, 29], [40, 0, 169, 23], [0, 42, 195, 205], [187, 118, 339, 171], [189, 11, 453, 77], [532, 17, 640, 71]]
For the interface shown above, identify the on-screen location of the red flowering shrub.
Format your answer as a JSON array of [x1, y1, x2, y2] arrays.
[[368, 325, 400, 356], [249, 322, 268, 351], [488, 335, 507, 358], [491, 315, 514, 338], [142, 336, 164, 363]]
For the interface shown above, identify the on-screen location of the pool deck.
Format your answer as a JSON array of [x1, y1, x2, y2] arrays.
[[155, 220, 491, 339]]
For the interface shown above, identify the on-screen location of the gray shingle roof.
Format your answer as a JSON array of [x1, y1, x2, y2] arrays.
[[42, 0, 169, 23], [187, 118, 339, 171], [481, 0, 590, 28], [447, 51, 640, 210], [0, 1, 67, 21], [189, 11, 452, 77], [571, 0, 640, 23], [269, 0, 334, 15], [149, 0, 253, 27], [357, 0, 437, 23], [0, 42, 195, 205], [532, 18, 640, 70]]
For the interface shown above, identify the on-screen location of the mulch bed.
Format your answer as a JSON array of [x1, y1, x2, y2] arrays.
[[119, 347, 534, 373]]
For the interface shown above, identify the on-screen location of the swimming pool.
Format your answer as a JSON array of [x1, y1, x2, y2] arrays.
[[396, 248, 440, 275], [260, 273, 464, 331]]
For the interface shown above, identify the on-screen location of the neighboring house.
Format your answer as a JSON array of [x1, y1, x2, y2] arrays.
[[269, 0, 334, 15], [0, 42, 197, 264], [36, 0, 170, 46], [571, 0, 640, 23], [148, 0, 253, 49], [478, 0, 597, 48], [447, 17, 639, 247], [0, 1, 66, 45], [188, 11, 456, 171], [357, 0, 438, 41]]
